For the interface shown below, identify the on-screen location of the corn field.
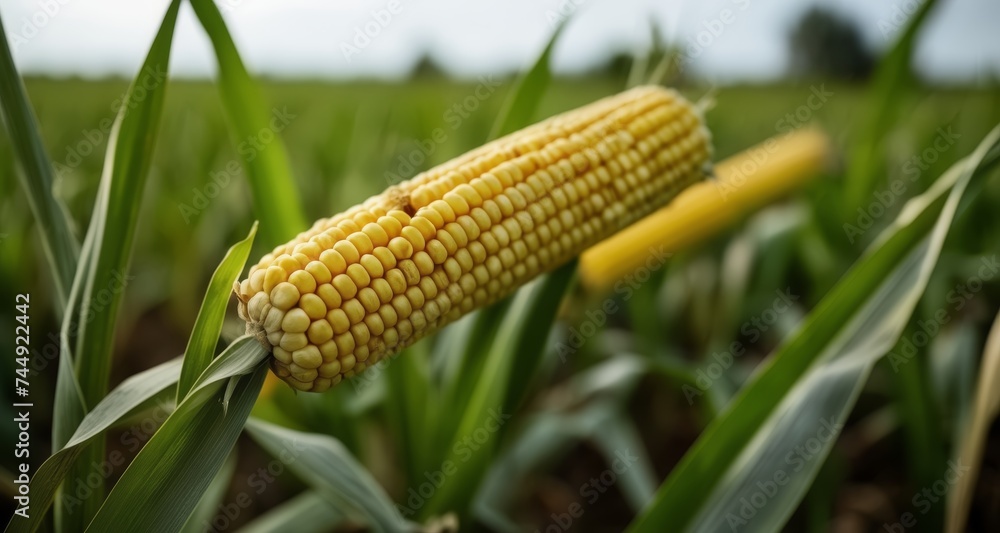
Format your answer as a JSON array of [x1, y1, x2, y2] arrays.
[[1, 0, 1000, 532]]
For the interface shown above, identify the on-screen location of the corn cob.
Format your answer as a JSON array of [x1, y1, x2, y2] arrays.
[[579, 127, 830, 288], [234, 85, 712, 392]]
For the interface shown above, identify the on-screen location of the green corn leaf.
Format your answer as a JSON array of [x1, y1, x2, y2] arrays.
[[8, 334, 267, 533], [45, 2, 181, 528], [177, 222, 257, 400], [844, 0, 939, 215], [86, 337, 269, 532], [0, 11, 79, 309], [628, 125, 1000, 533], [179, 452, 237, 533], [885, 327, 946, 529], [420, 262, 577, 520], [188, 0, 307, 245], [383, 340, 435, 488], [6, 357, 182, 533], [239, 491, 346, 533], [245, 418, 410, 532], [488, 22, 564, 141]]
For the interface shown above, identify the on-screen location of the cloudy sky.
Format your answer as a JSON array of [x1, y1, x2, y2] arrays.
[[2, 0, 998, 82]]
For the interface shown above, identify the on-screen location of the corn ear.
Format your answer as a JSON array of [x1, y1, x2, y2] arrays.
[[234, 85, 712, 392], [580, 127, 831, 288]]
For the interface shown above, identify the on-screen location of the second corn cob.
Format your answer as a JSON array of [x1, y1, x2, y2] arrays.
[[235, 85, 712, 392]]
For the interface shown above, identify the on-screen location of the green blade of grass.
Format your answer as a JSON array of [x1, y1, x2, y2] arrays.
[[424, 300, 511, 473], [86, 337, 269, 532], [0, 11, 79, 309], [188, 0, 306, 246], [844, 0, 939, 214], [435, 301, 510, 414], [487, 23, 564, 141], [71, 0, 179, 406], [10, 333, 267, 533], [51, 227, 94, 451], [503, 261, 579, 414], [245, 418, 410, 532], [884, 328, 946, 530], [65, 358, 182, 446], [176, 222, 258, 400], [628, 125, 1000, 532], [47, 2, 181, 527], [421, 263, 577, 520], [383, 341, 434, 488]]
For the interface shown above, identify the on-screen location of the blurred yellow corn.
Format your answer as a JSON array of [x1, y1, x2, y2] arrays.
[[236, 86, 712, 392], [579, 127, 831, 289]]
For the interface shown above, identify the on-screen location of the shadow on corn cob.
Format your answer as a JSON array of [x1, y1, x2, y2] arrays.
[[234, 85, 713, 392]]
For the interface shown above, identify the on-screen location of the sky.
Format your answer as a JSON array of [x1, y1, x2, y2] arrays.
[[2, 0, 998, 82]]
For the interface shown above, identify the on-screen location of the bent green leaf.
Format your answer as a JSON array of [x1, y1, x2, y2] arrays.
[[628, 125, 1000, 532], [48, 2, 182, 527], [86, 337, 269, 532], [5, 358, 181, 533], [245, 418, 409, 532]]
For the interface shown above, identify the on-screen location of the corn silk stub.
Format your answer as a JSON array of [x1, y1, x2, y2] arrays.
[[234, 85, 713, 392]]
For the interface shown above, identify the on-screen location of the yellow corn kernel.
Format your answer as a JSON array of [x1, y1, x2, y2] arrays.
[[579, 128, 831, 288]]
